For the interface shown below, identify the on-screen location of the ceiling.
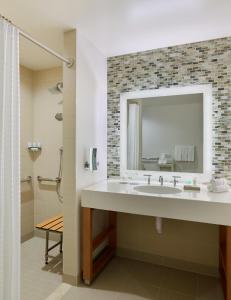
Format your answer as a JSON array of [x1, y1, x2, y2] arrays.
[[1, 0, 231, 70]]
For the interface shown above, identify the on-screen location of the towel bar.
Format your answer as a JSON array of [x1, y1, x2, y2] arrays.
[[37, 176, 61, 183], [21, 176, 32, 183]]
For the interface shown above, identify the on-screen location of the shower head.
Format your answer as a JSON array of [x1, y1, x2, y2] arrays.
[[55, 113, 63, 121], [49, 82, 63, 94]]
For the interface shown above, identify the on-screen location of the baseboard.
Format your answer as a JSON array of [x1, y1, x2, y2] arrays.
[[62, 273, 81, 286], [117, 247, 219, 277], [21, 231, 34, 243]]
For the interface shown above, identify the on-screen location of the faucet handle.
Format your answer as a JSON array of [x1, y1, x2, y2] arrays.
[[144, 174, 152, 184], [172, 176, 181, 186], [159, 175, 164, 185]]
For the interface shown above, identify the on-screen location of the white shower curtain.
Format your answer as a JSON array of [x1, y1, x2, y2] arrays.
[[0, 19, 20, 300], [127, 103, 140, 170]]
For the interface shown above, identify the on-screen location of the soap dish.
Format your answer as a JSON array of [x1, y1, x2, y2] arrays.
[[184, 185, 200, 191]]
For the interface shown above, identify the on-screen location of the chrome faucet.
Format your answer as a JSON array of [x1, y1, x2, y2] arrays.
[[173, 176, 181, 187], [159, 176, 164, 186], [144, 174, 152, 185]]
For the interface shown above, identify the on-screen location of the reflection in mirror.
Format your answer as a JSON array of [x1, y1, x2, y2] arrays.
[[127, 94, 203, 173]]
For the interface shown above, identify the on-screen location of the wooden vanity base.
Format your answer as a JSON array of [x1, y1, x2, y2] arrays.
[[82, 208, 117, 285], [219, 225, 231, 300], [82, 210, 230, 293]]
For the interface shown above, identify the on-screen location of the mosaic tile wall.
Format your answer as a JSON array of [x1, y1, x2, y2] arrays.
[[107, 37, 231, 179]]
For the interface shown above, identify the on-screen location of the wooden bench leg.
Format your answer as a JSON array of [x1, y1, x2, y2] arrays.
[[45, 231, 63, 264], [45, 230, 49, 264], [60, 233, 63, 253], [82, 207, 93, 285]]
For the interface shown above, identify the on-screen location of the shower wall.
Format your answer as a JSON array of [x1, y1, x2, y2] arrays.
[[20, 66, 34, 241], [20, 66, 63, 240], [33, 67, 63, 226]]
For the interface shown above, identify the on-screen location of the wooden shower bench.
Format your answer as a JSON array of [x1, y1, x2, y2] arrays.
[[36, 214, 63, 264]]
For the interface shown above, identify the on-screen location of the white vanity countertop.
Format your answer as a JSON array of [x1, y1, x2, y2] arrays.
[[81, 180, 231, 226]]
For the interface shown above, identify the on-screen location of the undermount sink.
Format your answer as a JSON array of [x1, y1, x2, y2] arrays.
[[134, 185, 182, 195]]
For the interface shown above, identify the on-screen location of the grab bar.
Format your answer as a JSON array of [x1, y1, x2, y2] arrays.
[[21, 176, 32, 183], [37, 176, 61, 183]]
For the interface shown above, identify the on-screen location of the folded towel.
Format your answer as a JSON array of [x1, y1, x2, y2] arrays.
[[208, 184, 229, 193], [175, 145, 194, 162], [208, 178, 229, 192], [158, 158, 167, 164], [175, 146, 182, 161], [211, 178, 227, 186], [158, 153, 173, 165], [187, 146, 195, 162], [159, 153, 167, 159]]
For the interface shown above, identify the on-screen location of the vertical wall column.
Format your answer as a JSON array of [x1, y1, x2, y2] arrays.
[[62, 30, 78, 285], [63, 31, 107, 285]]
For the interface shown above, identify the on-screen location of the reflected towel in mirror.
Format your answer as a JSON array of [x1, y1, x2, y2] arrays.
[[175, 145, 194, 162]]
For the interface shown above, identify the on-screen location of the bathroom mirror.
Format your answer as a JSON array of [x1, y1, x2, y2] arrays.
[[120, 85, 212, 180]]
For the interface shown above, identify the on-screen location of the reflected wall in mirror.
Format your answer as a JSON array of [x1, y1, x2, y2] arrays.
[[127, 93, 203, 173]]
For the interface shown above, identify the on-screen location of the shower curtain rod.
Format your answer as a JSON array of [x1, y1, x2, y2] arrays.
[[0, 14, 74, 68]]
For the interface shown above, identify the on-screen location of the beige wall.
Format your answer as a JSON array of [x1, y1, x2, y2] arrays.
[[63, 30, 77, 285], [20, 66, 63, 241], [117, 214, 219, 275], [32, 67, 63, 226], [20, 66, 34, 241]]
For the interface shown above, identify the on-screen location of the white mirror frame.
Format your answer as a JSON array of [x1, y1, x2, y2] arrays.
[[120, 84, 213, 183]]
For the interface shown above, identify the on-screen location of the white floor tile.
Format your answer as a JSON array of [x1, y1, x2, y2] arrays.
[[21, 242, 224, 300], [21, 237, 62, 300], [196, 274, 224, 300]]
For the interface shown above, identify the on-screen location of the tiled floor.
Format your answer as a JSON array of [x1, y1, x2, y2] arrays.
[[21, 237, 63, 300], [21, 238, 224, 300], [48, 257, 224, 300]]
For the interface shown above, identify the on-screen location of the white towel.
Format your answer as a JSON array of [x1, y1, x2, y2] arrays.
[[174, 146, 182, 161], [211, 178, 227, 186], [158, 153, 173, 165], [175, 145, 194, 162], [208, 184, 229, 193], [187, 145, 194, 162], [182, 147, 187, 161], [208, 178, 229, 193]]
